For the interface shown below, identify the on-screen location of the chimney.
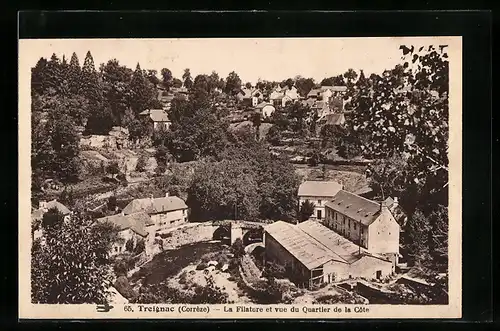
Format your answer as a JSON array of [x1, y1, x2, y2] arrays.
[[393, 197, 398, 207], [149, 194, 154, 204], [380, 200, 390, 213], [165, 192, 169, 197]]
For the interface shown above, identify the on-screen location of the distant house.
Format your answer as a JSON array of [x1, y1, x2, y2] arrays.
[[270, 86, 299, 107], [308, 86, 347, 104], [97, 211, 155, 256], [324, 190, 400, 264], [139, 109, 171, 131], [298, 181, 344, 220], [264, 220, 394, 288], [383, 197, 408, 229], [255, 102, 275, 118], [122, 194, 188, 232], [32, 199, 72, 223], [31, 199, 72, 241], [237, 87, 263, 107]]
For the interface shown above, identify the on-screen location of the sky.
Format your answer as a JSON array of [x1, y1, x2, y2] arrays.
[[20, 37, 449, 84]]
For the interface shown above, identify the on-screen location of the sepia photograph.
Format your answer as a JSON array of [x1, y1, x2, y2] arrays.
[[19, 36, 462, 319]]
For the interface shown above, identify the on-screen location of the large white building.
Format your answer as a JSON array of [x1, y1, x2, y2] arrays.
[[122, 194, 188, 232], [297, 181, 344, 220], [324, 190, 400, 264], [264, 220, 394, 288]]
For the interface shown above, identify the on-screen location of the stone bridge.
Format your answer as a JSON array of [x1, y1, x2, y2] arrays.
[[212, 220, 266, 245]]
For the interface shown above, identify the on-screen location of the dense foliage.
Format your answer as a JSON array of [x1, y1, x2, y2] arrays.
[[31, 213, 121, 303]]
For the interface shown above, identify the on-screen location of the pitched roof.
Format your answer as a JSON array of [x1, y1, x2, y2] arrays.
[[148, 109, 170, 122], [321, 85, 348, 92], [264, 221, 336, 270], [325, 190, 381, 226], [307, 88, 322, 97], [297, 220, 366, 263], [97, 212, 153, 237], [32, 200, 71, 220], [122, 196, 187, 215], [298, 181, 343, 198], [255, 102, 274, 109]]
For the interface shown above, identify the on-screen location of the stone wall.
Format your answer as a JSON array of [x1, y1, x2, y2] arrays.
[[159, 223, 219, 249]]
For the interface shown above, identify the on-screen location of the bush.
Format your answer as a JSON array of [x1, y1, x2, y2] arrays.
[[113, 260, 128, 277], [196, 262, 208, 270], [134, 238, 145, 254], [125, 238, 135, 252], [136, 155, 148, 172]]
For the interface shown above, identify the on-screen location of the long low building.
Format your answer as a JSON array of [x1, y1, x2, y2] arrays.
[[264, 220, 394, 288]]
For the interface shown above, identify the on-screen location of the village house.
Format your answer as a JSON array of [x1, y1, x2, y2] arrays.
[[255, 102, 276, 118], [139, 109, 171, 131], [31, 199, 72, 241], [270, 86, 300, 107], [298, 180, 344, 220], [323, 190, 400, 264], [264, 220, 394, 288], [121, 194, 188, 232], [237, 87, 263, 107], [97, 211, 155, 256], [80, 126, 129, 149]]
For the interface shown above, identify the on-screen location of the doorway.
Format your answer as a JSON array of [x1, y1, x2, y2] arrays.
[[317, 210, 322, 219], [376, 270, 382, 280]]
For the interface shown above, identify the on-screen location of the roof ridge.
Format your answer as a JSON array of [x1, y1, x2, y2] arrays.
[[295, 222, 348, 263], [337, 189, 380, 206]]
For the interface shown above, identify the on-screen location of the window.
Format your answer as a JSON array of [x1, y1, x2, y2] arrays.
[[354, 223, 357, 230], [318, 199, 322, 205], [114, 247, 118, 252], [348, 220, 350, 228]]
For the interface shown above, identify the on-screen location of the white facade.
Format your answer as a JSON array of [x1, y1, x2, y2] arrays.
[[152, 208, 188, 232], [299, 195, 332, 220]]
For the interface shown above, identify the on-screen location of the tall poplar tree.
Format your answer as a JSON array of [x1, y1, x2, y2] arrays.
[[129, 63, 152, 114], [68, 52, 82, 95]]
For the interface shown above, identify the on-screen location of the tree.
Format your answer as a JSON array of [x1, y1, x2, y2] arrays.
[[231, 238, 245, 258], [286, 102, 309, 134], [428, 205, 448, 272], [106, 161, 120, 178], [299, 200, 315, 222], [172, 78, 183, 88], [187, 160, 260, 221], [59, 186, 75, 209], [145, 69, 160, 88], [224, 71, 242, 96], [134, 238, 145, 254], [45, 54, 64, 94], [68, 52, 82, 95], [128, 118, 151, 142], [31, 57, 49, 95], [191, 275, 229, 304], [162, 99, 229, 162], [125, 238, 135, 252], [251, 112, 262, 140], [320, 75, 345, 86], [31, 214, 121, 304], [136, 155, 148, 172], [130, 63, 153, 115], [193, 74, 210, 93], [160, 68, 173, 90], [47, 111, 81, 183], [405, 208, 431, 266], [266, 125, 283, 146], [343, 68, 358, 86], [295, 77, 315, 97], [347, 45, 449, 209], [100, 59, 133, 125], [182, 68, 193, 89], [41, 207, 65, 233], [81, 51, 103, 105]]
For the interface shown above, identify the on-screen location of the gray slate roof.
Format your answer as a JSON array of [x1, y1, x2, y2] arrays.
[[298, 181, 343, 198], [325, 190, 381, 226], [122, 196, 187, 215]]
